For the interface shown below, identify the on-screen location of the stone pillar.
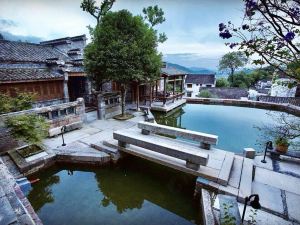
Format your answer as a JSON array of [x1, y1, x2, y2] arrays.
[[76, 97, 86, 122], [96, 94, 105, 120], [136, 83, 140, 111], [63, 72, 69, 103], [85, 77, 92, 95]]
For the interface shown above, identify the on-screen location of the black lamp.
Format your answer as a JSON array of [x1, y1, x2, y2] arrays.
[[242, 194, 261, 223], [61, 125, 67, 146], [261, 141, 273, 163]]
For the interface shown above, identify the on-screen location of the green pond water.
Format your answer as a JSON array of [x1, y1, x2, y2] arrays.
[[153, 104, 285, 153], [26, 157, 201, 225]]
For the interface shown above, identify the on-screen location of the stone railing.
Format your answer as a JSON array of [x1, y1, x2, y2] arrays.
[[96, 92, 121, 119], [258, 96, 300, 107], [0, 98, 86, 137], [185, 97, 300, 117]]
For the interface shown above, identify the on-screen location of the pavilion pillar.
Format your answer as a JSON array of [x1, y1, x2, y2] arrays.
[[163, 77, 167, 106], [181, 75, 184, 98], [173, 77, 176, 103]]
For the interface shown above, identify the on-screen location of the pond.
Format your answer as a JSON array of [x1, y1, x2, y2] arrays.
[[153, 104, 287, 153], [26, 157, 201, 225]]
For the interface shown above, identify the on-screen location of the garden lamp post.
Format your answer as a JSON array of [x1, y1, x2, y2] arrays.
[[261, 141, 273, 163], [61, 125, 67, 146], [242, 194, 261, 223]]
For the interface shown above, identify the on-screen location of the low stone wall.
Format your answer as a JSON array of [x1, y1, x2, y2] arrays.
[[97, 92, 121, 119], [185, 97, 300, 117], [0, 98, 86, 153]]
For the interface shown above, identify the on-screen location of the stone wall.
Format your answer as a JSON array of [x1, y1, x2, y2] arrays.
[[0, 98, 86, 153], [186, 97, 300, 117], [97, 92, 121, 119]]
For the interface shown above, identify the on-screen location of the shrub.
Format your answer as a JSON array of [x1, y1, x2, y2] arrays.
[[275, 137, 289, 147], [197, 90, 216, 98], [5, 114, 49, 144], [0, 92, 35, 114], [216, 78, 229, 87]]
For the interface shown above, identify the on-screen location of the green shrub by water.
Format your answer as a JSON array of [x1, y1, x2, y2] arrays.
[[5, 114, 49, 144]]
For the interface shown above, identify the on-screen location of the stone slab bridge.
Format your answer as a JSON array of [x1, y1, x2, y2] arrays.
[[100, 121, 237, 187]]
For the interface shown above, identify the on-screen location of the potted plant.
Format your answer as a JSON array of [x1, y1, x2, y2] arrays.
[[275, 137, 289, 154]]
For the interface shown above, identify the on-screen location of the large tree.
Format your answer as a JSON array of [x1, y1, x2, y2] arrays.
[[219, 0, 300, 82], [219, 51, 248, 83], [84, 9, 163, 116]]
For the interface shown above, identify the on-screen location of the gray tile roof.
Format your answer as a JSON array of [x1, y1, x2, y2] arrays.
[[0, 68, 64, 82], [186, 74, 215, 84], [0, 40, 71, 63], [161, 67, 186, 76]]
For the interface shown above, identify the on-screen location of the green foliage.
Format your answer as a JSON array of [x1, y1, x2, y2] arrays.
[[84, 9, 164, 115], [249, 209, 258, 225], [221, 203, 236, 225], [5, 114, 49, 144], [227, 67, 272, 88], [142, 5, 167, 43], [216, 77, 229, 87], [197, 90, 216, 98], [275, 137, 289, 147], [0, 92, 35, 114], [219, 52, 248, 79], [80, 0, 115, 25]]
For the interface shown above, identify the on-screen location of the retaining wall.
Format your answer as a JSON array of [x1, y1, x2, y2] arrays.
[[185, 97, 300, 117]]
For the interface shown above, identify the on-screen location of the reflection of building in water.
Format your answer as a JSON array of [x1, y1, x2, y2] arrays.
[[27, 174, 60, 211], [94, 158, 197, 222], [153, 106, 186, 129]]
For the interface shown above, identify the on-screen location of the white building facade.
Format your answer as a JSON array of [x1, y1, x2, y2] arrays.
[[185, 74, 216, 97]]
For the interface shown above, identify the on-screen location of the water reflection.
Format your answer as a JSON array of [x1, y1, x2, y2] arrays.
[[26, 158, 201, 225], [27, 171, 60, 211], [152, 106, 186, 129]]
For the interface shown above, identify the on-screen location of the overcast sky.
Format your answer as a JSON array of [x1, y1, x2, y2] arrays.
[[0, 0, 245, 69]]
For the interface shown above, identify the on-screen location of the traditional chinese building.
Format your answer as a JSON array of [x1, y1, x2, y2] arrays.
[[0, 35, 91, 106]]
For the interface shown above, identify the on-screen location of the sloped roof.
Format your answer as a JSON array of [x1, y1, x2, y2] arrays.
[[0, 40, 71, 63], [185, 74, 215, 84], [161, 67, 186, 76], [0, 68, 64, 82]]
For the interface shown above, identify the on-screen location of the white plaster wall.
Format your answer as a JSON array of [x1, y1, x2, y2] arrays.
[[185, 83, 216, 97], [270, 79, 297, 97]]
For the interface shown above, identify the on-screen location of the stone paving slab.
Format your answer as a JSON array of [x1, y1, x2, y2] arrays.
[[252, 181, 284, 215], [0, 196, 17, 225], [237, 203, 294, 225], [286, 191, 300, 223], [255, 167, 300, 195], [228, 156, 243, 188], [25, 152, 49, 162], [238, 158, 253, 201]]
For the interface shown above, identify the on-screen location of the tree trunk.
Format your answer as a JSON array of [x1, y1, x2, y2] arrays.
[[120, 84, 127, 116], [231, 68, 235, 84]]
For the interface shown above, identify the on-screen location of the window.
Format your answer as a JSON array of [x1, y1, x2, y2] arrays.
[[206, 85, 212, 87], [51, 110, 59, 119], [60, 109, 67, 116], [187, 92, 192, 97], [67, 107, 75, 114], [187, 84, 192, 88]]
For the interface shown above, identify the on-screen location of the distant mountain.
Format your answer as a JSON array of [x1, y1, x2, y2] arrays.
[[166, 62, 216, 74], [189, 67, 215, 74]]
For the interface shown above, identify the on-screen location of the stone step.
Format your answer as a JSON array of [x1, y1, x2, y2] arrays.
[[92, 141, 120, 159], [228, 156, 244, 189], [238, 158, 254, 202], [218, 152, 235, 185]]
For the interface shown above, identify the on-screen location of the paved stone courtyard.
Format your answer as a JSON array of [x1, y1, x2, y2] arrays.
[[1, 110, 300, 225]]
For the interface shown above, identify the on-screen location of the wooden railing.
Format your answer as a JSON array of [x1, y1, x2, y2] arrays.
[[143, 92, 185, 105], [258, 96, 300, 107]]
